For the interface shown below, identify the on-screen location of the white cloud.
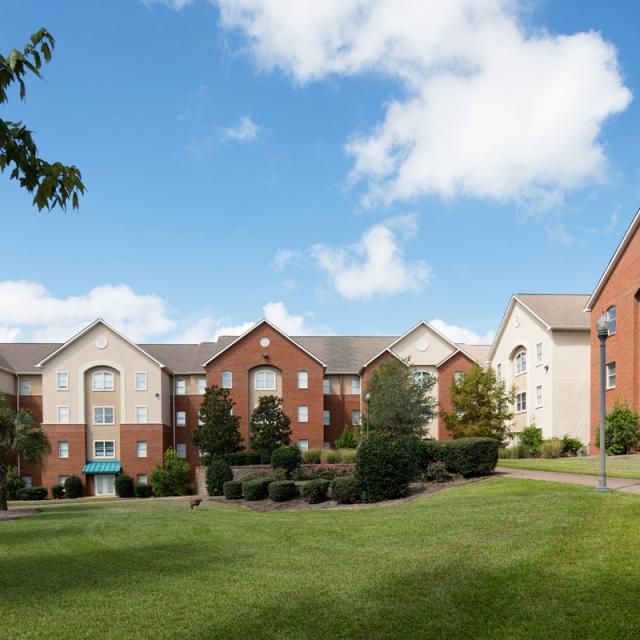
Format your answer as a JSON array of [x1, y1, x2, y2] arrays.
[[271, 248, 302, 270], [220, 115, 261, 142], [310, 219, 430, 300], [143, 0, 194, 10], [430, 318, 495, 345], [0, 326, 21, 342], [214, 0, 631, 205]]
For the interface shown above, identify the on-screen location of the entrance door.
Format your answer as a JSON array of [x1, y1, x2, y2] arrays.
[[95, 474, 115, 496]]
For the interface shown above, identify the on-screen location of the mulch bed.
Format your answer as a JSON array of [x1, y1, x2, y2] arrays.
[[0, 508, 39, 521]]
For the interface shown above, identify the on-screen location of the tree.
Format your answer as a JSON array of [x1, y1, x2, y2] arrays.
[[598, 400, 640, 455], [1, 28, 84, 210], [336, 426, 359, 449], [519, 423, 543, 455], [442, 365, 514, 445], [249, 395, 291, 459], [366, 357, 437, 437], [0, 393, 50, 510], [150, 448, 190, 497], [192, 385, 242, 461]]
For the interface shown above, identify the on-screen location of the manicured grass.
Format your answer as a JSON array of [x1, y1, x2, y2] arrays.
[[2, 479, 640, 639], [498, 454, 640, 479]]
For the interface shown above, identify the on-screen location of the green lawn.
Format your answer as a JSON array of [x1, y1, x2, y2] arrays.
[[2, 479, 640, 639], [498, 454, 640, 480]]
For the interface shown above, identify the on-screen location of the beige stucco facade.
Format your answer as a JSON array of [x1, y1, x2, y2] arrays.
[[0, 369, 15, 396]]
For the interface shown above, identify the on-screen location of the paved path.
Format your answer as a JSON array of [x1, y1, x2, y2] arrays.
[[495, 467, 640, 494]]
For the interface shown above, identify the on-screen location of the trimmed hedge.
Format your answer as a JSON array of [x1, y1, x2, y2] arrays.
[[223, 480, 243, 500], [330, 475, 361, 504], [19, 486, 48, 500], [135, 484, 153, 498], [242, 477, 275, 500], [206, 459, 233, 496], [115, 474, 135, 498], [271, 445, 301, 479], [301, 479, 330, 504], [220, 451, 262, 466], [268, 480, 298, 502], [51, 484, 65, 499], [64, 475, 83, 499], [422, 437, 498, 477]]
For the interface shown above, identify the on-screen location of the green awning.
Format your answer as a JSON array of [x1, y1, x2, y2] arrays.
[[82, 460, 122, 474]]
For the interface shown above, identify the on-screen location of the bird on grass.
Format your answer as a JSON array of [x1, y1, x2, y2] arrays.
[[190, 497, 203, 510]]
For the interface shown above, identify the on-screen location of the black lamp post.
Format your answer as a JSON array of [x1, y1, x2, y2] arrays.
[[595, 313, 611, 493], [364, 392, 371, 440]]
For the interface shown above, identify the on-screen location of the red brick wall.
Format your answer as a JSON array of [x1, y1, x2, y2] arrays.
[[120, 423, 171, 482], [436, 351, 478, 440], [205, 324, 325, 449], [175, 394, 205, 479], [17, 395, 44, 486], [40, 424, 87, 494]]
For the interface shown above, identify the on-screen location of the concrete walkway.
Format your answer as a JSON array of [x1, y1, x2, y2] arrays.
[[495, 466, 640, 494]]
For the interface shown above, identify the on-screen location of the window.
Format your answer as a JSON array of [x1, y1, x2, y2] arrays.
[[298, 371, 308, 389], [175, 378, 186, 395], [536, 342, 543, 365], [176, 443, 187, 458], [57, 406, 69, 424], [496, 363, 502, 381], [197, 377, 206, 394], [323, 410, 330, 426], [137, 474, 148, 486], [298, 439, 309, 452], [413, 371, 429, 384], [255, 369, 276, 390], [222, 370, 233, 389], [351, 377, 361, 394], [92, 370, 115, 391], [136, 441, 147, 458], [58, 441, 69, 458], [94, 440, 115, 458], [20, 379, 31, 396], [516, 392, 527, 413], [56, 371, 69, 391], [135, 406, 148, 424], [176, 411, 186, 427], [298, 406, 309, 422], [323, 378, 330, 394], [536, 385, 543, 408], [323, 441, 331, 449], [352, 410, 362, 426], [21, 476, 32, 488], [59, 475, 69, 485], [607, 362, 617, 389], [135, 372, 147, 391], [93, 407, 115, 425], [515, 350, 527, 375], [454, 371, 464, 383], [607, 306, 617, 335]]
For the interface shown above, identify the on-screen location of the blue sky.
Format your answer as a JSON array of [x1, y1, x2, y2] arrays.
[[1, 0, 639, 344]]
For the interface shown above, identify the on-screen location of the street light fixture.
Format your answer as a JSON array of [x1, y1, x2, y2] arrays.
[[595, 313, 611, 493], [364, 392, 372, 440]]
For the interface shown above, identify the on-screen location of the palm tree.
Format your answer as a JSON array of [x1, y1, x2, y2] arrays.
[[0, 393, 50, 510]]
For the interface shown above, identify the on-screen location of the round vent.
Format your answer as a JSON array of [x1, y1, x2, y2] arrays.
[[95, 336, 108, 349], [416, 338, 428, 352], [259, 337, 271, 348]]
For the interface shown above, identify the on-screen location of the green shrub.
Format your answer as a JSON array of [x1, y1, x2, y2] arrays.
[[320, 448, 340, 464], [185, 483, 196, 495], [268, 480, 298, 502], [223, 480, 243, 500], [302, 448, 322, 464], [599, 401, 640, 454], [64, 475, 83, 499], [271, 445, 301, 479], [135, 484, 153, 498], [336, 426, 358, 449], [242, 477, 274, 500], [561, 434, 583, 457], [337, 448, 357, 463], [330, 475, 361, 504], [7, 466, 25, 500], [51, 484, 64, 499], [498, 444, 530, 459], [220, 451, 262, 466], [18, 486, 48, 500], [422, 437, 498, 476], [540, 438, 563, 459], [301, 479, 330, 504], [424, 461, 452, 483], [115, 474, 135, 498], [206, 458, 233, 496], [151, 448, 190, 496], [519, 425, 544, 456], [294, 465, 353, 481]]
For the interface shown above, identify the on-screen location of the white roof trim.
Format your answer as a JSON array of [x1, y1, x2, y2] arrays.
[[585, 207, 640, 311], [201, 319, 326, 367], [35, 319, 165, 368], [359, 347, 406, 371]]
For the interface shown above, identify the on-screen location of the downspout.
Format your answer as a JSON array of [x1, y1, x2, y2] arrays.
[[16, 375, 20, 475], [172, 374, 176, 450]]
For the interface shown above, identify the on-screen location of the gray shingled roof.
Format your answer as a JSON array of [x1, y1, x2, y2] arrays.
[[0, 343, 60, 373], [516, 294, 591, 330], [294, 336, 396, 373], [457, 344, 492, 364]]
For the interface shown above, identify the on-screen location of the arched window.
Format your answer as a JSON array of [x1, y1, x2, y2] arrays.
[[515, 349, 527, 375], [607, 305, 617, 335], [92, 370, 114, 391], [255, 369, 276, 391]]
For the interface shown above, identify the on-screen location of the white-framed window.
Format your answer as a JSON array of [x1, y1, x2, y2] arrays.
[[323, 378, 330, 394], [94, 440, 115, 458], [136, 441, 147, 458], [198, 415, 204, 426], [323, 441, 331, 449], [255, 369, 276, 390], [496, 363, 502, 381], [298, 406, 309, 422], [92, 370, 115, 391], [298, 371, 308, 389], [137, 474, 148, 486], [135, 405, 148, 424], [454, 371, 464, 383], [515, 350, 527, 375], [607, 305, 617, 335], [222, 370, 233, 389], [516, 392, 527, 413], [536, 342, 543, 365], [176, 443, 187, 459], [57, 406, 70, 424], [351, 377, 361, 394], [352, 410, 361, 426], [56, 371, 69, 391], [21, 475, 32, 488], [607, 362, 617, 389], [20, 379, 32, 396], [176, 411, 186, 427], [135, 372, 148, 391], [93, 406, 115, 425], [175, 378, 186, 395], [58, 441, 69, 458], [59, 475, 69, 485], [197, 377, 206, 394], [323, 410, 330, 426], [413, 371, 429, 384], [298, 439, 309, 452], [536, 385, 543, 408]]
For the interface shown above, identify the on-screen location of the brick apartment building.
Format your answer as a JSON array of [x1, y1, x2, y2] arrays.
[[0, 318, 489, 496]]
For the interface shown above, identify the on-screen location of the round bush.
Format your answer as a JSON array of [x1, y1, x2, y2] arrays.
[[206, 458, 233, 496], [115, 474, 135, 498], [420, 437, 498, 477], [302, 448, 322, 464], [540, 438, 563, 459], [242, 477, 274, 500], [223, 480, 243, 500], [18, 486, 48, 500], [135, 484, 153, 498], [64, 475, 83, 499], [337, 448, 357, 463], [301, 478, 330, 504], [271, 445, 301, 478], [51, 484, 65, 499], [268, 480, 299, 502], [330, 475, 361, 504]]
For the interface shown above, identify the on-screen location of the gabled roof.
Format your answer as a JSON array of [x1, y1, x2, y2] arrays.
[[585, 207, 640, 311], [201, 319, 327, 367], [0, 343, 60, 374], [36, 319, 165, 368], [142, 338, 236, 374]]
